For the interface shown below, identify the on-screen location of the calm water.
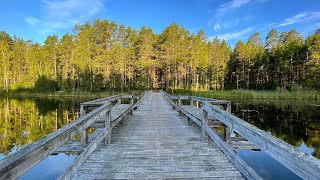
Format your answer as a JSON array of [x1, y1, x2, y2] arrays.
[[0, 97, 319, 179]]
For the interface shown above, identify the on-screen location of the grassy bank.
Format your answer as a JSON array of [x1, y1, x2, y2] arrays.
[[0, 90, 142, 99], [171, 89, 320, 100]]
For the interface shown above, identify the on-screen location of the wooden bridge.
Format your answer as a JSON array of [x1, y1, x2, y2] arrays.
[[1, 91, 320, 179]]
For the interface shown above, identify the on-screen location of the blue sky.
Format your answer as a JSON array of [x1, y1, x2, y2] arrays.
[[1, 0, 320, 47]]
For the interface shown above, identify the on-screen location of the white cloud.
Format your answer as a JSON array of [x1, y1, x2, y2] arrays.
[[25, 17, 40, 26], [25, 0, 104, 35], [215, 27, 253, 41], [217, 0, 251, 17], [42, 0, 103, 19], [273, 12, 320, 27], [214, 24, 221, 31]]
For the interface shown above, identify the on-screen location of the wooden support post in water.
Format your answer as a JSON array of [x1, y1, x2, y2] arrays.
[[202, 108, 209, 141], [105, 111, 111, 144]]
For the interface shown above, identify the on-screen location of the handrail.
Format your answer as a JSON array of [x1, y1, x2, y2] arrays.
[[161, 90, 320, 180], [81, 94, 123, 105], [59, 91, 150, 179], [160, 90, 262, 180], [0, 91, 149, 180], [0, 102, 112, 179], [203, 102, 320, 180]]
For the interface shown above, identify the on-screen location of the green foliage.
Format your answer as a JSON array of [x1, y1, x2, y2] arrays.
[[34, 75, 58, 92], [0, 21, 320, 93]]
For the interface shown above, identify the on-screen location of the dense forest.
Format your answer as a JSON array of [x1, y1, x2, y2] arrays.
[[0, 19, 319, 92]]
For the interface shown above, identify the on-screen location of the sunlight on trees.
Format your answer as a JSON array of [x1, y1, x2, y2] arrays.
[[0, 21, 319, 92]]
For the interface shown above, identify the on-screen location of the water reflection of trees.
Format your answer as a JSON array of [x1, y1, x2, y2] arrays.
[[0, 98, 83, 156], [232, 100, 320, 159]]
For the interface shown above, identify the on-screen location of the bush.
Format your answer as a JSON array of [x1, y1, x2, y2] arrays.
[[34, 75, 58, 92]]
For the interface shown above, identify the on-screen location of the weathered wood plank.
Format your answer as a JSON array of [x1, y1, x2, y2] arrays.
[[72, 92, 243, 179]]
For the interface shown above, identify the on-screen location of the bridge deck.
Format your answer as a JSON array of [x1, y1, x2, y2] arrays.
[[72, 92, 243, 179]]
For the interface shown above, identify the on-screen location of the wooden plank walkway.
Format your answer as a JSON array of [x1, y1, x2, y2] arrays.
[[72, 92, 243, 179]]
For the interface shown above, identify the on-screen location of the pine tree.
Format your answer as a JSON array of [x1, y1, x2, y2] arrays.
[[57, 34, 73, 90]]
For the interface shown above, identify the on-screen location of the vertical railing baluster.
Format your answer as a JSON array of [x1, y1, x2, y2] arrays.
[[80, 104, 85, 116], [81, 128, 88, 145], [105, 110, 112, 144], [224, 102, 232, 143], [202, 105, 209, 141], [130, 96, 134, 115]]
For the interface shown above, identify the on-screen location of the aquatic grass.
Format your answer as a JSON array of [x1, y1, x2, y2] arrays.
[[0, 90, 142, 99], [171, 89, 320, 100]]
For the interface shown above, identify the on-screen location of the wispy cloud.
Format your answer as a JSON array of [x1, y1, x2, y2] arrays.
[[217, 0, 251, 17], [209, 0, 267, 32], [214, 27, 254, 41], [25, 17, 40, 26], [24, 0, 104, 35], [271, 12, 320, 27]]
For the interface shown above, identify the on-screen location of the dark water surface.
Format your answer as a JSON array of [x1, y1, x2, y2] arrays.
[[0, 97, 319, 179]]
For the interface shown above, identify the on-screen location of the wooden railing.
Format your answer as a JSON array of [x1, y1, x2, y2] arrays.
[[161, 90, 320, 180], [0, 91, 149, 180]]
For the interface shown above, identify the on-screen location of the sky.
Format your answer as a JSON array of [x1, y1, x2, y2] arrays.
[[0, 0, 320, 47]]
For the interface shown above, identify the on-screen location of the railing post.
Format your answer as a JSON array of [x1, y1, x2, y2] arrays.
[[130, 96, 134, 115], [224, 102, 231, 143], [190, 97, 193, 106], [178, 97, 181, 106], [105, 110, 111, 144], [130, 96, 134, 105], [81, 127, 88, 145], [202, 106, 209, 141], [118, 98, 121, 104], [80, 104, 85, 116], [226, 102, 231, 113]]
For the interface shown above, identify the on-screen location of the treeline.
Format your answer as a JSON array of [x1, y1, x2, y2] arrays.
[[0, 19, 319, 92]]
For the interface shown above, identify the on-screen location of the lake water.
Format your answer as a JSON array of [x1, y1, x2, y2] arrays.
[[0, 96, 319, 179]]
